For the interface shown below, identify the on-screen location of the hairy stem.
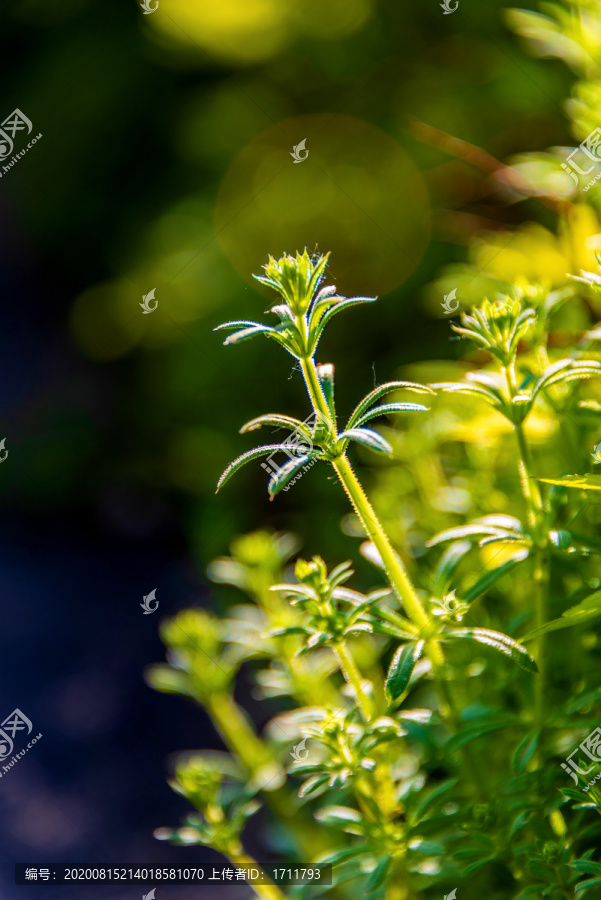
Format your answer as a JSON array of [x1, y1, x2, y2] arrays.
[[333, 640, 374, 722], [505, 365, 549, 750], [298, 354, 436, 645]]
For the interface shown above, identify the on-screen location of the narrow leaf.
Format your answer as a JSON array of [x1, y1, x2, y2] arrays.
[[537, 475, 601, 491], [216, 444, 285, 492], [512, 729, 540, 773], [521, 591, 601, 641], [366, 857, 391, 893], [337, 427, 394, 456], [445, 715, 518, 751], [447, 627, 537, 673], [240, 414, 311, 437], [315, 296, 376, 341], [347, 381, 434, 430], [214, 319, 265, 331], [385, 640, 424, 702], [223, 326, 275, 345], [268, 454, 314, 499], [575, 877, 601, 893], [409, 779, 458, 825], [430, 381, 500, 406], [427, 523, 519, 547], [353, 402, 428, 428], [431, 540, 472, 596], [463, 551, 529, 603], [571, 861, 601, 875]]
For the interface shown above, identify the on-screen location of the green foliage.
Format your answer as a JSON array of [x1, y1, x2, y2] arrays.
[[144, 3, 601, 892], [148, 228, 601, 898]]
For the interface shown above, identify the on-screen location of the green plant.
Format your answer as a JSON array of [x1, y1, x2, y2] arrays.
[[147, 247, 601, 898]]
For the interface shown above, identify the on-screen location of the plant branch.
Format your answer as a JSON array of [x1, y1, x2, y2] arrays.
[[333, 640, 374, 722]]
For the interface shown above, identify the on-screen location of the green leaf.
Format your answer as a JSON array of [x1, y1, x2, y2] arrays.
[[431, 540, 472, 596], [268, 626, 311, 638], [446, 627, 538, 673], [268, 454, 314, 498], [298, 775, 330, 799], [346, 381, 434, 430], [312, 296, 376, 346], [216, 444, 284, 492], [576, 877, 601, 893], [240, 414, 312, 437], [316, 847, 364, 866], [427, 518, 523, 547], [531, 359, 601, 401], [385, 640, 425, 702], [430, 380, 501, 406], [445, 715, 519, 751], [337, 427, 393, 456], [463, 551, 529, 603], [505, 8, 589, 70], [366, 856, 391, 893], [316, 805, 362, 825], [521, 591, 601, 641], [408, 778, 458, 825], [214, 319, 264, 331], [571, 861, 601, 875], [353, 402, 429, 428], [512, 729, 540, 773], [537, 475, 601, 491], [144, 664, 194, 698], [223, 325, 276, 345]]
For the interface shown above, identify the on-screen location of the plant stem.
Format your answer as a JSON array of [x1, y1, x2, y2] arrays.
[[504, 365, 549, 750], [333, 640, 374, 721], [298, 350, 487, 796], [208, 692, 327, 857], [298, 354, 438, 650], [228, 849, 288, 900], [332, 455, 437, 640]]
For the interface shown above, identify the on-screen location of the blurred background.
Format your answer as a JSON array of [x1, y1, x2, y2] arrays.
[[0, 0, 595, 895]]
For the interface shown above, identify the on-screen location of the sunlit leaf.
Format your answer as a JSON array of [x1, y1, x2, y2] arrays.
[[216, 444, 286, 492], [353, 402, 429, 428], [346, 381, 434, 430], [446, 627, 537, 673], [337, 427, 394, 456], [537, 475, 601, 491], [385, 640, 424, 702]]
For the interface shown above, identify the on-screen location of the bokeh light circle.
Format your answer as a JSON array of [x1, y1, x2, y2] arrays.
[[215, 115, 431, 298], [151, 0, 374, 64]]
